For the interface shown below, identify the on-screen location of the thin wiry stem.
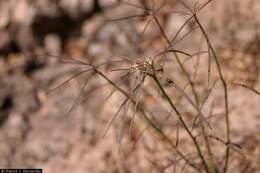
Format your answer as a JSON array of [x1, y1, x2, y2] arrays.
[[152, 12, 200, 109], [192, 79, 219, 130], [177, 1, 220, 172], [140, 17, 153, 36], [166, 78, 211, 129], [169, 15, 195, 45], [188, 3, 229, 172], [103, 97, 129, 137], [155, 5, 215, 143], [233, 83, 260, 96], [156, 49, 192, 57], [65, 74, 93, 118], [101, 72, 133, 104], [128, 70, 148, 138], [47, 69, 92, 95], [150, 63, 210, 173], [207, 43, 212, 89], [152, 13, 215, 173], [173, 26, 199, 46]]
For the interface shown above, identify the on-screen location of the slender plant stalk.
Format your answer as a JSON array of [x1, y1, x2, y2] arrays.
[[152, 11, 217, 173], [159, 1, 219, 172], [193, 14, 230, 173], [150, 64, 210, 173], [153, 14, 199, 99]]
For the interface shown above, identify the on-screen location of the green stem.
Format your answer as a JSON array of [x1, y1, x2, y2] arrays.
[[151, 70, 210, 173], [194, 14, 230, 173]]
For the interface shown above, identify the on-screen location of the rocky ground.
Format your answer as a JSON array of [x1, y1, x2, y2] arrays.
[[0, 0, 259, 173]]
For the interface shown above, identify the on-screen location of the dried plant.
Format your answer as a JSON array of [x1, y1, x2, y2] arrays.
[[43, 0, 248, 172]]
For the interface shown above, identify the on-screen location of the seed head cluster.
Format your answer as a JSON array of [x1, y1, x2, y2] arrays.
[[130, 57, 154, 76]]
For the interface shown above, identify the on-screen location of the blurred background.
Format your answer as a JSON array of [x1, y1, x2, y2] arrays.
[[0, 0, 259, 172]]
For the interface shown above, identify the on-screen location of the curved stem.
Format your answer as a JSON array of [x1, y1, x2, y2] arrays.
[[194, 14, 230, 173]]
